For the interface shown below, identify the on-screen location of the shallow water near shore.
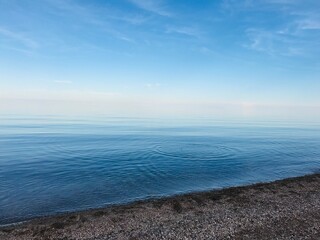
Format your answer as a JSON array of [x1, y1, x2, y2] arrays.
[[1, 116, 320, 224]]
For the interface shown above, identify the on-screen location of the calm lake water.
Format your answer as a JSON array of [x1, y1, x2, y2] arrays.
[[1, 116, 320, 224]]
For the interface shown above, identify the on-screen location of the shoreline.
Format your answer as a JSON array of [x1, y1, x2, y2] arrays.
[[1, 173, 320, 239], [0, 176, 301, 227]]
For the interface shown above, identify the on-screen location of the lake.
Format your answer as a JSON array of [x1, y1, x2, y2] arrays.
[[1, 116, 319, 224]]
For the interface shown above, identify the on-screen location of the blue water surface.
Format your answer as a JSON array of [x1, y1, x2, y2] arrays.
[[0, 116, 320, 224]]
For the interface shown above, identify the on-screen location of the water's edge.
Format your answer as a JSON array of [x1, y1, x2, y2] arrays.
[[1, 172, 319, 227]]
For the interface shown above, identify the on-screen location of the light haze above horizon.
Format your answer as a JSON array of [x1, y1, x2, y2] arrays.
[[0, 0, 319, 121]]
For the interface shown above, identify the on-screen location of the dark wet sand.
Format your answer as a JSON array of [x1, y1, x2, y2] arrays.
[[1, 174, 320, 240]]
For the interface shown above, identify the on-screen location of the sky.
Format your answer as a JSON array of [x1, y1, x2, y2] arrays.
[[0, 0, 320, 121]]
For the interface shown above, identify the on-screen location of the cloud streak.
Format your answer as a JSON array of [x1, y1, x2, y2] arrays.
[[222, 0, 320, 58], [166, 26, 201, 38], [0, 27, 39, 49], [128, 0, 172, 16]]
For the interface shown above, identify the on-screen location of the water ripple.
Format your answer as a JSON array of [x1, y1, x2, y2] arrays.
[[152, 143, 240, 161], [1, 118, 320, 225]]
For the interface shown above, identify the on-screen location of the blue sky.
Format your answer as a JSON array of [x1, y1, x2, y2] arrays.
[[0, 0, 319, 120]]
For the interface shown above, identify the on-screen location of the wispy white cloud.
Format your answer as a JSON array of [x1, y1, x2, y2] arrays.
[[228, 0, 303, 6], [199, 47, 215, 55], [166, 26, 201, 38], [262, 0, 302, 4], [108, 14, 148, 25], [128, 0, 172, 17], [245, 29, 275, 55], [43, 0, 139, 43], [223, 0, 319, 59], [1, 46, 36, 56], [244, 28, 305, 57], [0, 27, 39, 49], [46, 0, 149, 26], [296, 18, 320, 30], [222, 0, 314, 13], [244, 8, 320, 57]]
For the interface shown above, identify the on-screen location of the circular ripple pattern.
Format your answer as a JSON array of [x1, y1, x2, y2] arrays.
[[153, 143, 241, 161], [1, 118, 320, 225]]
